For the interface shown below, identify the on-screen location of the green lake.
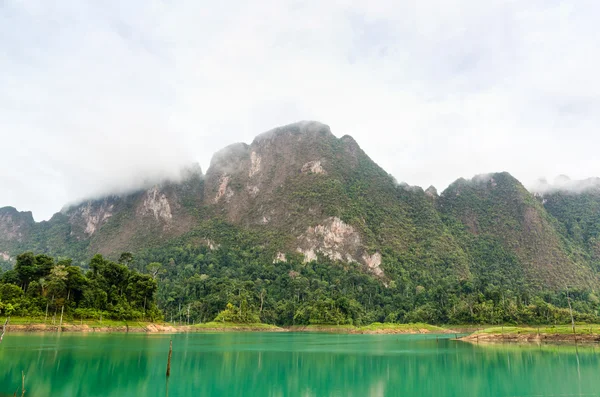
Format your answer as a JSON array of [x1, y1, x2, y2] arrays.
[[1, 332, 599, 396]]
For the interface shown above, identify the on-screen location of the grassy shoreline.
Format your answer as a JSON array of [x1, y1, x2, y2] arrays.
[[286, 322, 453, 334], [9, 317, 598, 342], [461, 324, 600, 343], [3, 318, 455, 334]]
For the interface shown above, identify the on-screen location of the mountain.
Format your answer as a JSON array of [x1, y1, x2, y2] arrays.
[[1, 121, 599, 310], [0, 164, 203, 265], [202, 121, 469, 278], [439, 173, 597, 290], [533, 178, 600, 274], [0, 207, 35, 263]]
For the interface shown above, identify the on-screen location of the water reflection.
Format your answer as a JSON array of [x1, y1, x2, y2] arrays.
[[0, 333, 599, 397]]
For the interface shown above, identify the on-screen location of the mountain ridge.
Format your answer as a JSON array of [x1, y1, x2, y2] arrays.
[[1, 121, 599, 294]]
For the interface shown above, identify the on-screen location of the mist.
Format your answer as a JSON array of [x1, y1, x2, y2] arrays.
[[529, 176, 600, 195], [1, 0, 599, 220]]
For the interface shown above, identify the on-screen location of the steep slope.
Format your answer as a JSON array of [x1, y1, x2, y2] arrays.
[[439, 172, 597, 290], [1, 121, 469, 282], [77, 168, 204, 258], [2, 121, 599, 294], [0, 206, 35, 264], [0, 165, 204, 264], [3, 121, 600, 325], [535, 178, 600, 272], [203, 121, 469, 279]]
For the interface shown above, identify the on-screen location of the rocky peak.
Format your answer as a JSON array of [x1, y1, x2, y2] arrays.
[[252, 120, 333, 145], [204, 121, 350, 222], [139, 186, 173, 222], [0, 207, 35, 242], [64, 197, 119, 238], [425, 186, 438, 198]]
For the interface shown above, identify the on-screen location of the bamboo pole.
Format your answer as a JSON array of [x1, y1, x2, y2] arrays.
[[166, 340, 173, 377]]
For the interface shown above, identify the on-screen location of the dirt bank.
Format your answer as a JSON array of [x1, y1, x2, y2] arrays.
[[6, 323, 178, 333], [286, 325, 456, 334], [5, 322, 454, 335], [461, 332, 600, 343]]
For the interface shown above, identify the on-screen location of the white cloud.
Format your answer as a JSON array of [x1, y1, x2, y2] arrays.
[[1, 0, 599, 219]]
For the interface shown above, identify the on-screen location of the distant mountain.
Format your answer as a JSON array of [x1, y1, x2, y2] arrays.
[[534, 179, 600, 274], [1, 121, 599, 293], [439, 172, 596, 290]]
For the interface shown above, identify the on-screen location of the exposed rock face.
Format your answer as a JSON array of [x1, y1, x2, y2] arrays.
[[0, 207, 34, 242], [206, 142, 248, 204], [249, 152, 262, 177], [82, 202, 113, 236], [301, 160, 325, 174], [140, 186, 172, 222], [214, 175, 232, 202], [297, 217, 383, 276], [203, 121, 363, 227], [0, 251, 11, 261], [65, 198, 117, 238], [200, 121, 395, 276], [273, 252, 287, 263], [363, 252, 383, 276], [48, 169, 204, 257]]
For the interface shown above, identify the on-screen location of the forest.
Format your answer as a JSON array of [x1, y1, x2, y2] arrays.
[[0, 252, 161, 322], [2, 241, 597, 326]]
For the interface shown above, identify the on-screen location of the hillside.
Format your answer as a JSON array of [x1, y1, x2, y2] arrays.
[[1, 121, 599, 325], [535, 178, 600, 273], [439, 172, 597, 290]]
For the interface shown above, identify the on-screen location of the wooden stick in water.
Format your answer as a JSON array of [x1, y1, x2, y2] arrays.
[[166, 340, 173, 377], [0, 317, 9, 343]]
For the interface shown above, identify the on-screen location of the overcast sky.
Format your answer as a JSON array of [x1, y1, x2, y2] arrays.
[[1, 0, 599, 220]]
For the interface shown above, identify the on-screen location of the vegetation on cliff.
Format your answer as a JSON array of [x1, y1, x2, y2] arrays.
[[1, 122, 600, 327]]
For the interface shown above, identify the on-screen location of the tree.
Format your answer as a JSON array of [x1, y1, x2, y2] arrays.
[[14, 252, 36, 291], [118, 252, 134, 267], [146, 262, 164, 279]]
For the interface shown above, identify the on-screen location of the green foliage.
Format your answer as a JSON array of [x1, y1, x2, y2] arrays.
[[128, 219, 600, 327], [214, 302, 260, 324], [0, 252, 161, 321]]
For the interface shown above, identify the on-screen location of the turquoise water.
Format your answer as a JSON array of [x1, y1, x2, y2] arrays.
[[1, 332, 599, 396]]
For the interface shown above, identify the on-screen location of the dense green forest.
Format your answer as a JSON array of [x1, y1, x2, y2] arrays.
[[132, 225, 599, 326], [1, 240, 599, 326], [0, 252, 160, 321], [4, 232, 597, 326]]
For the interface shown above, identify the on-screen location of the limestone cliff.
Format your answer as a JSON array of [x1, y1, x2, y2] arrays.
[[2, 122, 599, 290]]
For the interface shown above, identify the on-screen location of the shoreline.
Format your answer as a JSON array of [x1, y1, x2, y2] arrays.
[[461, 333, 600, 343], [3, 321, 455, 335], [460, 325, 600, 344], [13, 320, 598, 342]]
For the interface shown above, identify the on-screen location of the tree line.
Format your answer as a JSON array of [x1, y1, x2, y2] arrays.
[[1, 245, 599, 326], [0, 252, 160, 321]]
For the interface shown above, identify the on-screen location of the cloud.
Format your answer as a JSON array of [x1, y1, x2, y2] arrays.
[[529, 175, 600, 195], [1, 0, 599, 220]]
